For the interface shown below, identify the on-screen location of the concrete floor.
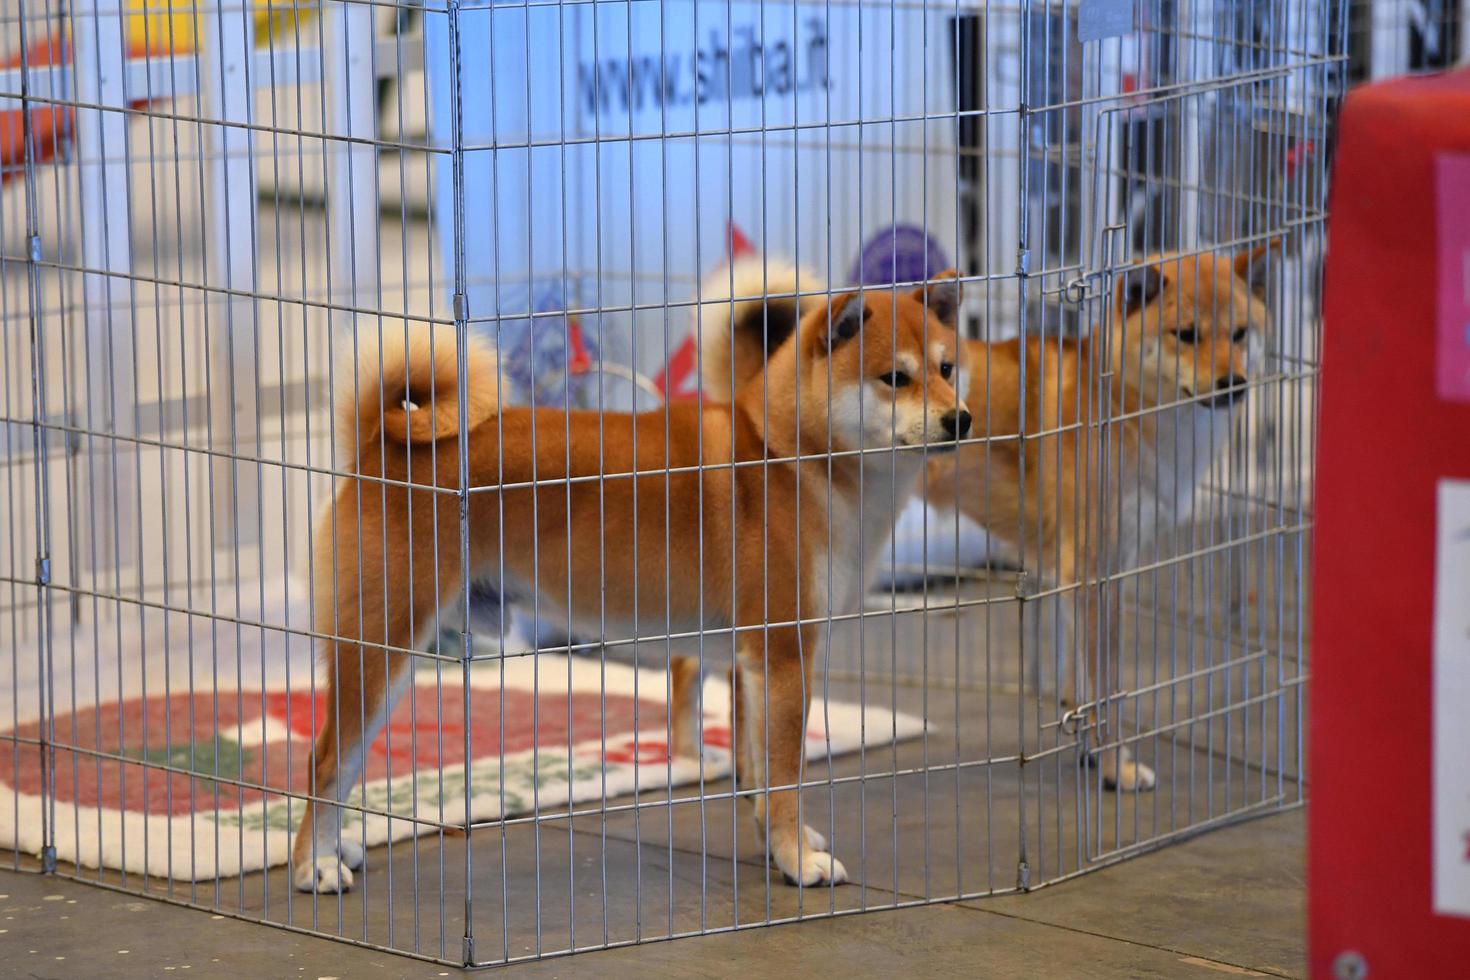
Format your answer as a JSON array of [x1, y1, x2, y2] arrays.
[[0, 570, 1308, 976], [0, 809, 1304, 978]]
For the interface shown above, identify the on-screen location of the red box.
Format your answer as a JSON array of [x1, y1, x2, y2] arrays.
[[1311, 68, 1470, 977]]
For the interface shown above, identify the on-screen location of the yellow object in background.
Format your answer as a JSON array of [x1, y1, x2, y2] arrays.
[[124, 0, 312, 56]]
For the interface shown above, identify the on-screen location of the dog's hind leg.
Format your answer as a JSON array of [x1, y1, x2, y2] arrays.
[[292, 653, 415, 893], [291, 488, 462, 893]]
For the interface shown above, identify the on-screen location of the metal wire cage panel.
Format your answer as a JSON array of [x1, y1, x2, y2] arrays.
[[1, 0, 1338, 966]]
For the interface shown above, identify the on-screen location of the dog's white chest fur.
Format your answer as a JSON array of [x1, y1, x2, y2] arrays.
[[809, 455, 927, 618], [1112, 405, 1234, 566]]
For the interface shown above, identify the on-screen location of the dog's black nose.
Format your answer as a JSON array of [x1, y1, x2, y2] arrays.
[[1205, 374, 1248, 409], [942, 409, 972, 439]]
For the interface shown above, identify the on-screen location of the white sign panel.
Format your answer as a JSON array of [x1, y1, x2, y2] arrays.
[[1436, 477, 1470, 919], [425, 0, 963, 383]]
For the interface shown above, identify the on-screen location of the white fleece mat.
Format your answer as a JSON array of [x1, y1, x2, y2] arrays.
[[0, 584, 922, 882]]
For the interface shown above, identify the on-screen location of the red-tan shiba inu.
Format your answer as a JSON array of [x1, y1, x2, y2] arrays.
[[704, 245, 1273, 791], [291, 272, 970, 892]]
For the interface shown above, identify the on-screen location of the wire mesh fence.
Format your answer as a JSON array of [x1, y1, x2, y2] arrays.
[[0, 0, 1348, 967]]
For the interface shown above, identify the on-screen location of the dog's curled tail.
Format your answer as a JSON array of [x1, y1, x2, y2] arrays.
[[696, 255, 826, 402], [336, 326, 500, 460]]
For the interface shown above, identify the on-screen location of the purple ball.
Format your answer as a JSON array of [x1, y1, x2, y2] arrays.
[[851, 225, 951, 287]]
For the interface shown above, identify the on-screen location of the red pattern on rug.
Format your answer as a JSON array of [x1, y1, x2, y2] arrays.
[[2, 684, 665, 816]]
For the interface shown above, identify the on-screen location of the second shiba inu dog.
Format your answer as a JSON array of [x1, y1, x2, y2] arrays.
[[704, 245, 1273, 791]]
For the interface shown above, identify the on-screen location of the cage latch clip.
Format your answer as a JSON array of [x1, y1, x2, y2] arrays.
[[1064, 273, 1104, 305]]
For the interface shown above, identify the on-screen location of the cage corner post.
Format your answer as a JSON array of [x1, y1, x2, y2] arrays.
[[18, 0, 62, 878], [440, 0, 478, 961]]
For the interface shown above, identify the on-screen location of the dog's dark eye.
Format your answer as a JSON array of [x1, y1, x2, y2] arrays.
[[1174, 329, 1198, 344], [878, 371, 911, 388], [1231, 327, 1248, 343], [938, 361, 954, 380]]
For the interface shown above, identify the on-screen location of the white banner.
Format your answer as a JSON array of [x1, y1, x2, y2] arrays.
[[425, 0, 964, 383], [1435, 478, 1470, 919]]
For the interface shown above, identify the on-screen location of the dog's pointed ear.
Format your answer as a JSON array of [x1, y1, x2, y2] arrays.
[[1233, 237, 1282, 298], [1117, 264, 1165, 317], [820, 291, 871, 354], [911, 269, 962, 328]]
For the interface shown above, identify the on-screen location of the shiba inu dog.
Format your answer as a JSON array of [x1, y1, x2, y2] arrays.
[[292, 271, 970, 893], [704, 245, 1273, 792]]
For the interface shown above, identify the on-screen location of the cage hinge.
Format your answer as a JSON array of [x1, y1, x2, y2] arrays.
[[1016, 860, 1031, 891], [1016, 248, 1031, 277], [35, 556, 50, 585], [453, 292, 470, 321], [40, 844, 56, 873], [27, 235, 42, 263], [461, 935, 476, 966]]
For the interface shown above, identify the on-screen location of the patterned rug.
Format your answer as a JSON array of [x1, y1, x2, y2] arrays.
[[1, 621, 922, 880]]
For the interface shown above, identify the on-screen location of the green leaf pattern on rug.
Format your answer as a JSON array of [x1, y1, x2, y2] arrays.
[[125, 735, 252, 778], [212, 751, 616, 835]]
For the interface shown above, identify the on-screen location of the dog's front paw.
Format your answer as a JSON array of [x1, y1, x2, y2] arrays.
[[1095, 751, 1156, 792], [772, 831, 848, 887], [1085, 741, 1157, 793], [1106, 758, 1156, 792], [295, 856, 355, 893], [779, 849, 848, 887]]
